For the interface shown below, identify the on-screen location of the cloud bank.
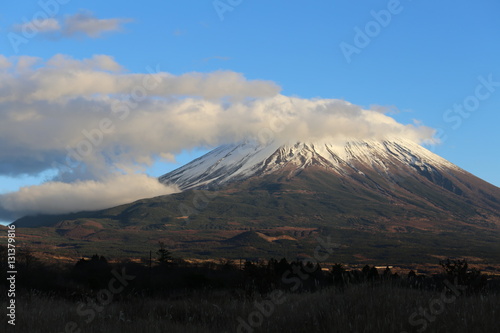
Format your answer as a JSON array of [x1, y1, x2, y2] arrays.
[[0, 54, 436, 220], [0, 175, 178, 221]]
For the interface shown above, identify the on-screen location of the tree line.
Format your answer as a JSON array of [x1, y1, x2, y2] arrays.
[[0, 243, 497, 299]]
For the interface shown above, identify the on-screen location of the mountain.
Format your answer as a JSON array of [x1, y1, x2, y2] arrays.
[[159, 138, 499, 221], [161, 138, 460, 190], [12, 138, 500, 267]]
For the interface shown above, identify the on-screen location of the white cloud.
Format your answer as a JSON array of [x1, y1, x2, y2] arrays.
[[14, 18, 60, 33], [0, 54, 436, 219], [37, 18, 61, 32], [11, 11, 131, 40], [45, 54, 124, 72], [36, 17, 60, 32], [0, 55, 11, 70], [63, 11, 133, 38], [15, 55, 42, 72], [0, 174, 178, 220], [0, 55, 279, 103]]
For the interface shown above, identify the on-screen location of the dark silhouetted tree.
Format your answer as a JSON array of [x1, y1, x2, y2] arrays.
[[156, 241, 173, 265]]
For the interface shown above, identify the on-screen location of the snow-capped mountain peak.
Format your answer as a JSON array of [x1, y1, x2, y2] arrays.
[[159, 138, 458, 190]]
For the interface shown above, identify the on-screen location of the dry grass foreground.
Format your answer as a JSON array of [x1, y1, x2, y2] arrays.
[[2, 283, 498, 333]]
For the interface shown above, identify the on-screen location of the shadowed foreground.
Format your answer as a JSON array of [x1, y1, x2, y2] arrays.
[[1, 248, 498, 333], [2, 283, 499, 333]]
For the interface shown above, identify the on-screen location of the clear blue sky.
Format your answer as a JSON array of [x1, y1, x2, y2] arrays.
[[0, 0, 499, 223]]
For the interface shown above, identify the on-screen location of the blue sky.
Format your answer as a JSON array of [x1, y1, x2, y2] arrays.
[[0, 0, 499, 224]]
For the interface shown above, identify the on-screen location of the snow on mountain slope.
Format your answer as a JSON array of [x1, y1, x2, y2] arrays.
[[159, 138, 460, 190]]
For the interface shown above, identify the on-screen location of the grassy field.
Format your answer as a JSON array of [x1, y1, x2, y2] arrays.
[[2, 282, 498, 333]]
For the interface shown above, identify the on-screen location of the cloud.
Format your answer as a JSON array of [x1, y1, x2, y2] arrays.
[[0, 54, 434, 179], [173, 29, 187, 36], [0, 55, 282, 179], [0, 174, 178, 220], [0, 54, 436, 219], [0, 55, 279, 103], [11, 11, 132, 40], [369, 104, 401, 115], [203, 56, 231, 62], [63, 11, 133, 38], [14, 18, 60, 33], [0, 55, 11, 70]]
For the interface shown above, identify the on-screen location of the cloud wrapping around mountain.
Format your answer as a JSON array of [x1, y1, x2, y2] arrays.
[[0, 175, 178, 220], [0, 54, 435, 220]]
